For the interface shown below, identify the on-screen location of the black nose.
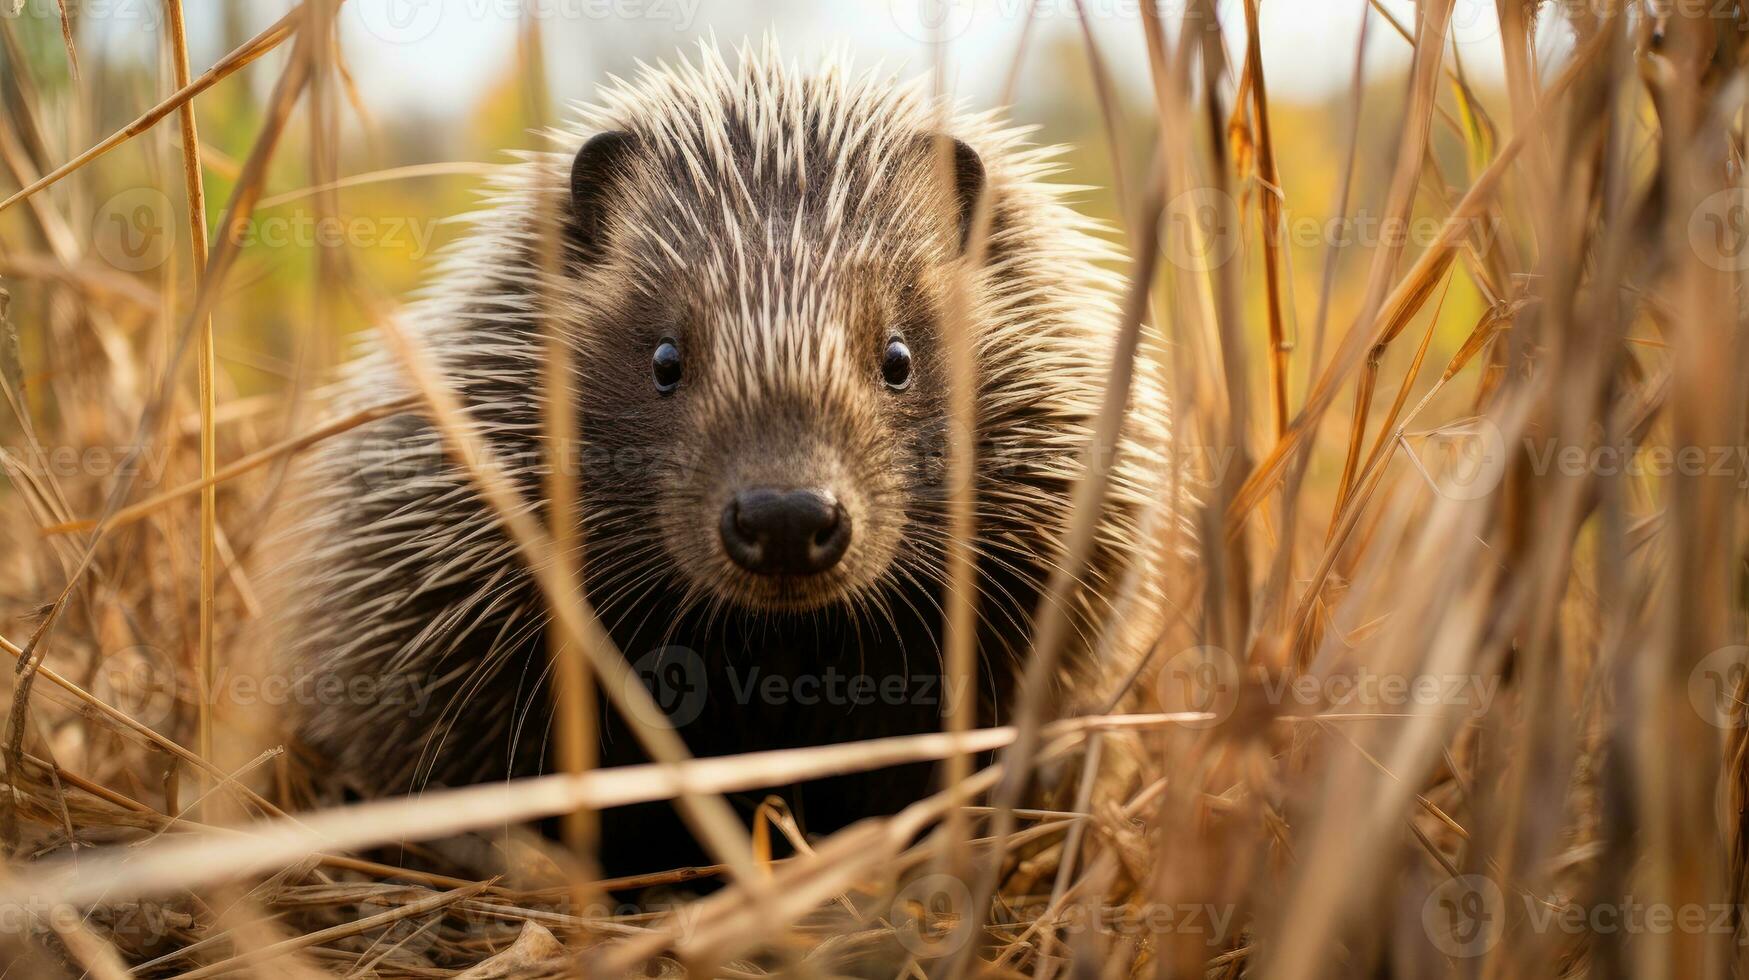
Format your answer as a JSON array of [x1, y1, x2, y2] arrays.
[[720, 488, 852, 576]]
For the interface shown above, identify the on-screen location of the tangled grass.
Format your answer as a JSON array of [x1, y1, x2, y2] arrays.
[[1, 0, 1747, 977]]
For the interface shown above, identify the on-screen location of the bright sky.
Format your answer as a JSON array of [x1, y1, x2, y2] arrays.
[[56, 0, 1551, 114], [324, 0, 1521, 109]]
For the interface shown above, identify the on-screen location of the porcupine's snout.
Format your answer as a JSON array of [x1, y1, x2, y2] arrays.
[[676, 391, 891, 612], [720, 488, 852, 576]]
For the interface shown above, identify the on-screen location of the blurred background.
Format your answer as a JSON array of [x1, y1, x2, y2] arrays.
[[0, 0, 1552, 425], [6, 3, 1744, 975]]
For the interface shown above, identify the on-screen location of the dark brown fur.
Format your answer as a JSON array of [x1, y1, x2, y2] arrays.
[[275, 43, 1169, 878]]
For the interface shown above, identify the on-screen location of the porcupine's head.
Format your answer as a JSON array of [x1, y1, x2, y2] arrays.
[[551, 45, 1106, 621], [564, 146, 968, 615], [275, 40, 1156, 802]]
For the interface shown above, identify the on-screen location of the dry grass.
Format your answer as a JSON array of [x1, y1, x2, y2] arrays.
[[1, 1, 1747, 977]]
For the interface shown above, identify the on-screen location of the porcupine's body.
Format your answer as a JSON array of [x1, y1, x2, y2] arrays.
[[276, 41, 1173, 877]]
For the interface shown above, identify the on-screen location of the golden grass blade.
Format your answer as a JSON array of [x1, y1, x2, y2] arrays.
[[1183, 0, 1258, 655], [930, 0, 1040, 866], [0, 7, 299, 216], [1257, 0, 1373, 635], [363, 294, 761, 887], [163, 0, 220, 808], [50, 0, 78, 80], [172, 880, 495, 980], [1287, 300, 1516, 655], [40, 397, 420, 536], [1240, 0, 1290, 440], [0, 111, 83, 263], [1226, 24, 1612, 534], [1263, 498, 1503, 980], [956, 152, 1168, 971], [4, 3, 1746, 974], [2, 21, 318, 853], [253, 162, 497, 210], [1327, 274, 1451, 532], [0, 716, 1186, 907], [0, 629, 360, 842], [48, 915, 130, 980], [523, 5, 597, 865], [1069, 0, 1131, 213]]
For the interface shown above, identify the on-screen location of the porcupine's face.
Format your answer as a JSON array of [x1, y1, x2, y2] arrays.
[[566, 128, 986, 615]]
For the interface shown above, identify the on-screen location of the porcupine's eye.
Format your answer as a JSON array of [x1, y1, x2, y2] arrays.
[[652, 338, 682, 393], [882, 337, 913, 391]]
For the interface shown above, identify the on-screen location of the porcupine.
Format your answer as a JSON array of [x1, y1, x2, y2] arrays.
[[274, 40, 1175, 879]]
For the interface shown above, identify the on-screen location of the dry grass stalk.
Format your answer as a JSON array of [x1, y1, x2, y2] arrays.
[[1, 2, 1746, 977], [162, 0, 219, 803], [0, 7, 301, 216]]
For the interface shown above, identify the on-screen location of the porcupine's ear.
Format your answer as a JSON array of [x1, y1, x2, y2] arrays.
[[569, 131, 638, 259], [920, 134, 986, 255]]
